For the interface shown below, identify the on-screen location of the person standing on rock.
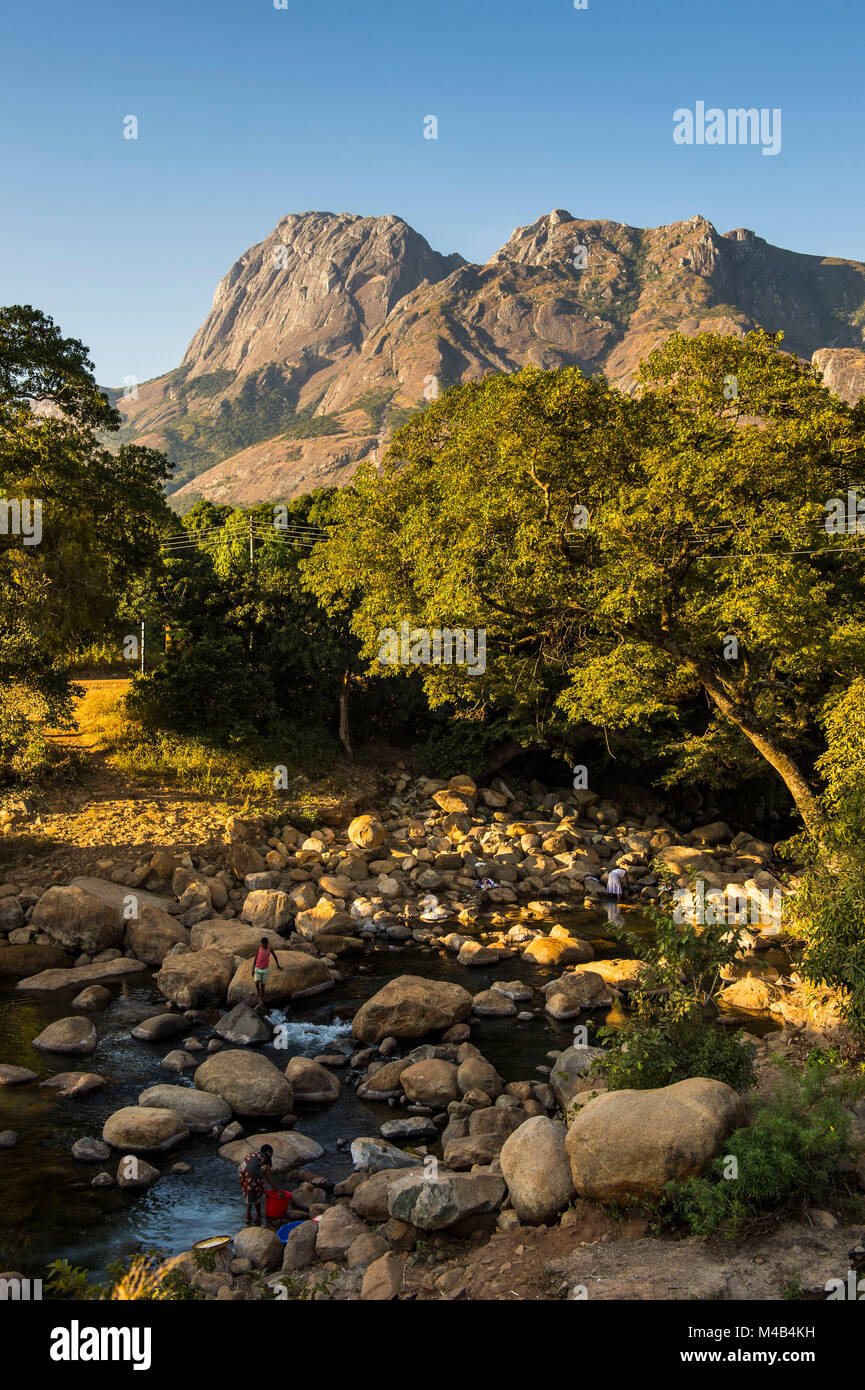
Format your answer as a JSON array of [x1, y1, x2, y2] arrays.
[[238, 1143, 276, 1225], [253, 937, 273, 1008]]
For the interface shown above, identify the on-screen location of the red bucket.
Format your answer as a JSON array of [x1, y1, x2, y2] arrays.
[[265, 1189, 291, 1220]]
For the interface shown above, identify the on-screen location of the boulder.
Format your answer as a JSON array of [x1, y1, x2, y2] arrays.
[[572, 958, 652, 992], [233, 1226, 283, 1272], [550, 1045, 608, 1107], [456, 1056, 503, 1099], [350, 1137, 421, 1172], [282, 1221, 318, 1271], [0, 898, 25, 932], [102, 1105, 189, 1153], [387, 1171, 506, 1230], [399, 1058, 460, 1108], [226, 841, 266, 881], [71, 1137, 111, 1163], [315, 1205, 367, 1262], [352, 974, 473, 1044], [347, 815, 386, 849], [346, 1232, 390, 1269], [360, 1251, 405, 1300], [380, 1116, 438, 1142], [284, 1057, 341, 1104], [500, 1116, 575, 1224], [39, 1071, 108, 1098], [156, 949, 234, 1009], [356, 1058, 411, 1100], [195, 1050, 294, 1117], [350, 1167, 427, 1222], [544, 971, 612, 1010], [131, 1013, 188, 1043], [717, 976, 777, 1012], [16, 958, 147, 994], [124, 907, 190, 966], [137, 1085, 232, 1133], [189, 920, 290, 958], [30, 886, 123, 954], [214, 1003, 273, 1046], [160, 1049, 198, 1073], [565, 1077, 743, 1201], [0, 944, 70, 977], [71, 985, 112, 1010], [522, 936, 594, 967], [218, 1130, 324, 1172], [443, 1132, 505, 1168], [0, 1064, 38, 1086], [240, 890, 294, 934], [226, 952, 332, 1007], [294, 900, 351, 940], [116, 1156, 160, 1189], [31, 1017, 97, 1055], [471, 989, 517, 1017]]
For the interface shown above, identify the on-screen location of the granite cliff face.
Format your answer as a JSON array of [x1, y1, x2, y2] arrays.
[[114, 210, 865, 508]]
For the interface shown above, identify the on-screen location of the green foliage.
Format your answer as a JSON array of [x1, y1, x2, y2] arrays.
[[0, 303, 172, 780], [598, 897, 755, 1092], [306, 334, 865, 834], [786, 678, 865, 1029], [411, 712, 513, 779], [666, 1053, 865, 1237]]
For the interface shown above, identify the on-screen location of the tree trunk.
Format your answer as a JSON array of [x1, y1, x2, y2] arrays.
[[697, 667, 822, 839], [338, 671, 353, 761]]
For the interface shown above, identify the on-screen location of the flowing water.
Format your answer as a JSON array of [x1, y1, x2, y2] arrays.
[[0, 905, 783, 1281]]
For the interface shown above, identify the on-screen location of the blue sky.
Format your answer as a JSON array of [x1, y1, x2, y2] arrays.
[[1, 0, 861, 385]]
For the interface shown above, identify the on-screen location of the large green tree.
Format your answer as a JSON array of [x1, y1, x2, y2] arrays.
[[308, 332, 865, 835], [0, 305, 172, 764]]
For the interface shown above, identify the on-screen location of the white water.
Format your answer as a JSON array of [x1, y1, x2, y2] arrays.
[[268, 1015, 353, 1053]]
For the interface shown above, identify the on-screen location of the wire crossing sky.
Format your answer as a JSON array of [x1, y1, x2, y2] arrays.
[[0, 0, 861, 386]]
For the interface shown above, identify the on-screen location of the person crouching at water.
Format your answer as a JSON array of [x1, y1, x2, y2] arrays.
[[253, 937, 272, 1008], [605, 867, 628, 900], [238, 1144, 276, 1225]]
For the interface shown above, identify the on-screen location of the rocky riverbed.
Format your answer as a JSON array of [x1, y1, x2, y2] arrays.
[[0, 771, 861, 1299]]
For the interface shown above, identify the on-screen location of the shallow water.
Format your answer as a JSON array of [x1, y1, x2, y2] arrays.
[[0, 905, 782, 1280]]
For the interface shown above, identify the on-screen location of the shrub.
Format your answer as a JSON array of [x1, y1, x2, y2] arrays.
[[666, 1052, 865, 1237], [598, 897, 755, 1093]]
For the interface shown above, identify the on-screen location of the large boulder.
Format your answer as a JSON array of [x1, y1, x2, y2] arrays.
[[571, 959, 652, 992], [189, 920, 291, 958], [387, 1171, 506, 1230], [315, 1205, 367, 1262], [500, 1116, 575, 1224], [124, 907, 190, 966], [347, 815, 386, 849], [565, 1077, 743, 1201], [102, 1105, 189, 1152], [194, 1049, 294, 1117], [550, 1044, 609, 1107], [0, 1064, 38, 1086], [0, 944, 70, 977], [31, 1017, 97, 1055], [284, 1057, 341, 1104], [294, 900, 351, 940], [399, 1058, 460, 1108], [16, 958, 147, 994], [137, 1085, 232, 1133], [156, 949, 234, 1009], [131, 1014, 188, 1042], [233, 1226, 283, 1271], [522, 936, 594, 967], [350, 1167, 427, 1222], [352, 975, 473, 1044], [39, 1071, 109, 1098], [31, 886, 123, 954], [350, 1137, 421, 1172], [226, 952, 332, 1007], [356, 1058, 411, 1100], [213, 1003, 272, 1046], [240, 890, 294, 934], [218, 1130, 324, 1173]]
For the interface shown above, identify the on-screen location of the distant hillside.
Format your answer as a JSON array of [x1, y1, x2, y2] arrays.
[[112, 209, 865, 508]]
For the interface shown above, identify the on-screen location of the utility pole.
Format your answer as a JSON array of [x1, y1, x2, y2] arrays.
[[249, 515, 254, 566], [140, 618, 145, 675]]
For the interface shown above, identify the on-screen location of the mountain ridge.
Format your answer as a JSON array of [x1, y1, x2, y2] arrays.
[[113, 209, 865, 508]]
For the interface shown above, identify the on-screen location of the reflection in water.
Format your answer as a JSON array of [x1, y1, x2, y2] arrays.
[[604, 899, 624, 928]]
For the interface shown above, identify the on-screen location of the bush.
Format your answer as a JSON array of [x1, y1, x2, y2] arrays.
[[666, 1052, 865, 1237], [602, 1015, 755, 1093], [598, 897, 755, 1093], [125, 635, 277, 743]]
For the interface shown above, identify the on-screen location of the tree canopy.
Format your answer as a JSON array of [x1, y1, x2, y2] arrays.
[[308, 331, 865, 834]]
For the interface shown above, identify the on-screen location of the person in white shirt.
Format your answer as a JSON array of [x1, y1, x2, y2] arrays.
[[605, 867, 628, 899]]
